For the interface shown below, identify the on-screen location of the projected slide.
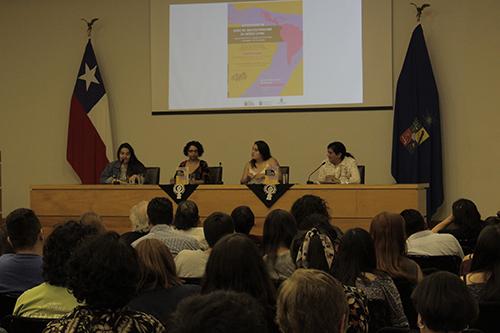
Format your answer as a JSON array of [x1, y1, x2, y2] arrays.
[[168, 0, 362, 110], [227, 2, 303, 98]]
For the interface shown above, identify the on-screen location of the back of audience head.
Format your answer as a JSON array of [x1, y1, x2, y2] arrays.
[[469, 224, 500, 301], [231, 206, 255, 234], [452, 198, 482, 230], [277, 269, 348, 333], [484, 214, 500, 226], [370, 212, 409, 278], [5, 208, 42, 252], [43, 220, 100, 287], [202, 233, 276, 309], [135, 238, 181, 291], [290, 194, 330, 230], [411, 271, 478, 332], [332, 228, 377, 286], [203, 212, 234, 248], [400, 209, 427, 237], [262, 209, 297, 260], [174, 200, 200, 230], [147, 197, 173, 226], [79, 211, 106, 234], [67, 232, 139, 309], [170, 290, 268, 333], [129, 200, 150, 232]]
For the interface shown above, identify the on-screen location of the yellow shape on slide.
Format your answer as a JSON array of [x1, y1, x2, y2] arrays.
[[233, 1, 302, 16], [228, 42, 278, 97], [280, 59, 303, 96]]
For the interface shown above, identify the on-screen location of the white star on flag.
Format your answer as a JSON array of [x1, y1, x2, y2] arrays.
[[78, 63, 100, 91]]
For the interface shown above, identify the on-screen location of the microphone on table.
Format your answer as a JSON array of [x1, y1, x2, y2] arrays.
[[306, 161, 326, 184]]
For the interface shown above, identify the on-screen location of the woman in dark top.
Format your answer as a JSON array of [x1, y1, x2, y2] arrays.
[[177, 141, 209, 184], [432, 198, 485, 255], [100, 143, 146, 184], [128, 238, 200, 325]]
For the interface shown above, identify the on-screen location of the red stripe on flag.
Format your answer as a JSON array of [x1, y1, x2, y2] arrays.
[[67, 95, 109, 184]]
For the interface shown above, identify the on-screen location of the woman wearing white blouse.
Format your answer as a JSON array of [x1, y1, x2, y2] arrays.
[[317, 142, 360, 184]]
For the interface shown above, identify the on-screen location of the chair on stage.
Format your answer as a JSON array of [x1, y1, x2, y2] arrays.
[[280, 166, 290, 184], [144, 167, 160, 184], [207, 166, 223, 184], [357, 165, 366, 184]]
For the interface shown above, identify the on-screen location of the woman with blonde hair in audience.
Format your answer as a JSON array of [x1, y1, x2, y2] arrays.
[[128, 238, 199, 325], [277, 269, 348, 333], [262, 209, 297, 284]]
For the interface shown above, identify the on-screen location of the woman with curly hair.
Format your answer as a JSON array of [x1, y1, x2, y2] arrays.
[[43, 232, 166, 333], [176, 141, 210, 184]]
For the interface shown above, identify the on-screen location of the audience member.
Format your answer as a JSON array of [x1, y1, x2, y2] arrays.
[[44, 232, 166, 333], [170, 290, 268, 333], [432, 198, 485, 255], [412, 271, 478, 333], [290, 194, 333, 230], [230, 206, 255, 235], [174, 200, 208, 249], [370, 212, 423, 284], [332, 228, 408, 331], [262, 209, 297, 283], [201, 233, 278, 332], [132, 197, 200, 256], [464, 224, 500, 302], [277, 269, 348, 333], [401, 209, 463, 258], [13, 221, 98, 318], [0, 208, 43, 296], [128, 239, 199, 325], [291, 215, 368, 333], [120, 200, 150, 245], [175, 212, 234, 279], [79, 211, 106, 234]]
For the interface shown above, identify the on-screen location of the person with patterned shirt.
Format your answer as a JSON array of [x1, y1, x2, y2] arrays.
[[43, 232, 165, 333]]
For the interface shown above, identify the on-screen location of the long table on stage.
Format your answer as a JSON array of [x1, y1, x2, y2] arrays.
[[31, 184, 427, 235]]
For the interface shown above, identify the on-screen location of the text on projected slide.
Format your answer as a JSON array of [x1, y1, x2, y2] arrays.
[[228, 1, 303, 99]]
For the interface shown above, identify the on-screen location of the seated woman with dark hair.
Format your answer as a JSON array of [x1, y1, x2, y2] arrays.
[[240, 140, 280, 184], [290, 215, 368, 333], [262, 209, 297, 283], [100, 143, 146, 184], [317, 141, 360, 184], [463, 224, 500, 303], [201, 233, 278, 332], [173, 200, 207, 249], [332, 228, 408, 331], [432, 198, 485, 255], [412, 271, 478, 333], [13, 221, 99, 318], [128, 239, 200, 325], [43, 232, 166, 333], [176, 141, 209, 184]]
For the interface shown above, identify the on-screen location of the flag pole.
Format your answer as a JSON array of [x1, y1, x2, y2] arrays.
[[410, 3, 430, 22], [81, 18, 99, 38]]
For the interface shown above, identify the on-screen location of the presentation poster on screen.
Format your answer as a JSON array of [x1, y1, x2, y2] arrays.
[[227, 1, 303, 99]]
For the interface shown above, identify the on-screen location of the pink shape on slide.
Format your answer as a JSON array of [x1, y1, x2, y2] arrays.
[[280, 24, 302, 64]]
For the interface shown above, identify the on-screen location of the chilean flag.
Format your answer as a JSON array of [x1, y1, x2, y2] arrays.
[[67, 40, 113, 184]]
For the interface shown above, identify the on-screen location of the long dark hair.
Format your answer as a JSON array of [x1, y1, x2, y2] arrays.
[[452, 199, 482, 232], [202, 233, 276, 309], [470, 224, 500, 302], [328, 141, 354, 160], [262, 210, 297, 264], [116, 142, 145, 177], [250, 140, 272, 168], [332, 228, 377, 286]]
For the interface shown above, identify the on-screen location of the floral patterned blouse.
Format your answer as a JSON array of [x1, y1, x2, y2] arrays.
[[43, 306, 166, 333], [178, 160, 209, 182]]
